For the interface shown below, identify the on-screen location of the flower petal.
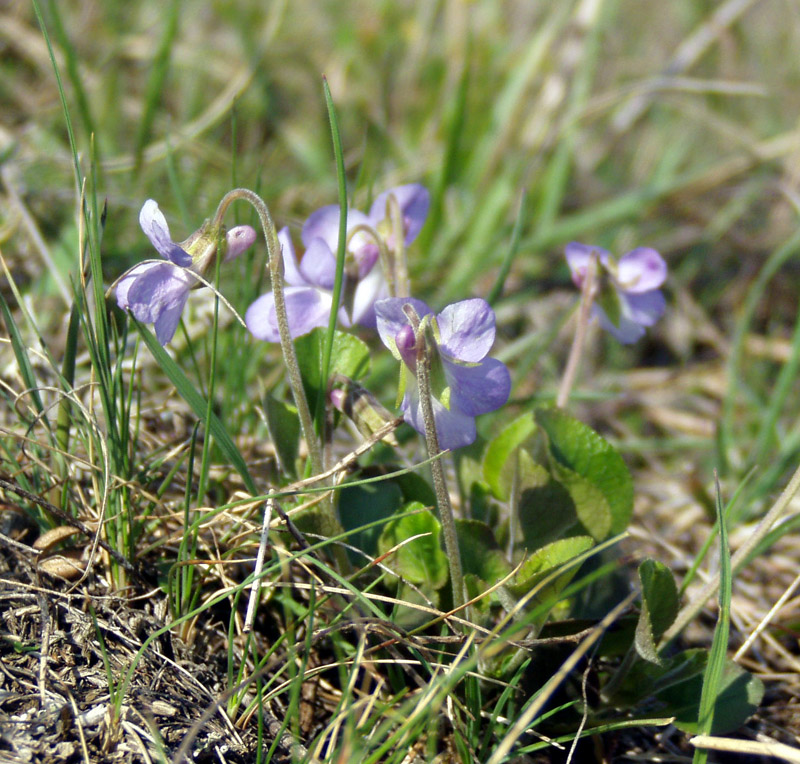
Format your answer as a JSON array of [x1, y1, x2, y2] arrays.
[[277, 227, 307, 287], [616, 247, 667, 293], [445, 357, 511, 417], [245, 287, 334, 342], [622, 289, 666, 327], [299, 238, 337, 290], [436, 298, 496, 362], [351, 266, 389, 328], [301, 205, 341, 250], [224, 225, 257, 262], [369, 184, 430, 244], [565, 242, 610, 287], [401, 384, 477, 450], [117, 261, 194, 344], [374, 297, 431, 355], [153, 291, 190, 344], [139, 199, 192, 267], [593, 289, 665, 344], [594, 306, 645, 344]]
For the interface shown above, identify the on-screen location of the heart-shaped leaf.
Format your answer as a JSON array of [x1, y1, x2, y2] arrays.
[[535, 407, 633, 537]]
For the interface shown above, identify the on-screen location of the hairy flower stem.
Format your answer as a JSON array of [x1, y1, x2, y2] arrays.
[[214, 190, 342, 539], [408, 311, 466, 618], [557, 252, 598, 408]]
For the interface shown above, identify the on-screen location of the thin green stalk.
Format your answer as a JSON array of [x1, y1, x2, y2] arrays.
[[692, 474, 732, 764], [320, 77, 349, 435], [196, 241, 224, 501]]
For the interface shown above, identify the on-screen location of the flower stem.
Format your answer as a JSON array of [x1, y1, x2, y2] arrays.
[[213, 190, 331, 509], [557, 252, 598, 408], [409, 312, 466, 617]]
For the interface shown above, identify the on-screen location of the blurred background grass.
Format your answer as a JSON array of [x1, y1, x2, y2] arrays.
[[4, 0, 800, 544]]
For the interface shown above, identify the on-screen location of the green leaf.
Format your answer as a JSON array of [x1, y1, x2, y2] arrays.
[[482, 412, 537, 500], [295, 328, 370, 414], [635, 559, 680, 664], [136, 322, 256, 495], [552, 464, 612, 541], [337, 480, 402, 562], [455, 519, 511, 585], [378, 504, 449, 591], [621, 650, 763, 735], [535, 407, 633, 537], [263, 394, 300, 480], [516, 451, 580, 549], [506, 536, 594, 600]]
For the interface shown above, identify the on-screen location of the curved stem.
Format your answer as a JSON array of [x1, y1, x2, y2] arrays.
[[213, 189, 323, 479]]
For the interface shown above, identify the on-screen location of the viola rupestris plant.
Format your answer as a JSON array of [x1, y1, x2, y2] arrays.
[[116, 200, 256, 344]]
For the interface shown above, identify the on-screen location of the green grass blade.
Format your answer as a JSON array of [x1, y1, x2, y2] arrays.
[[134, 0, 181, 170], [718, 229, 800, 472], [134, 320, 258, 495], [319, 76, 349, 434], [0, 292, 44, 419], [691, 474, 732, 764], [45, 0, 97, 149]]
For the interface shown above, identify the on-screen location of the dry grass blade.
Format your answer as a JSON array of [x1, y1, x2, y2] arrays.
[[690, 734, 800, 763]]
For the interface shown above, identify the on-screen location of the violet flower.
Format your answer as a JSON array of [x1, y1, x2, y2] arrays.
[[565, 242, 667, 344], [375, 297, 510, 450], [116, 200, 256, 345], [245, 184, 430, 342]]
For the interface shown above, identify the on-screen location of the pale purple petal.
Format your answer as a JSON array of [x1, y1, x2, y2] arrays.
[[444, 357, 511, 417], [153, 292, 190, 344], [622, 290, 666, 327], [116, 261, 161, 310], [139, 199, 192, 267], [565, 242, 609, 288], [301, 205, 341, 250], [401, 385, 478, 450], [277, 227, 307, 287], [369, 184, 430, 244], [299, 238, 337, 290], [351, 266, 389, 328], [117, 261, 194, 345], [616, 247, 667, 293], [594, 306, 645, 345], [245, 287, 334, 342], [224, 225, 257, 262], [437, 298, 496, 363], [375, 297, 432, 352]]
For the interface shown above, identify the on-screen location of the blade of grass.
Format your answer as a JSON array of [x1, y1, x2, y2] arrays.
[[691, 474, 732, 764], [134, 319, 258, 495], [319, 77, 348, 435], [134, 0, 181, 171]]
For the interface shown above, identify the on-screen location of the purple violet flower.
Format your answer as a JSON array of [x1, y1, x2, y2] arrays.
[[375, 297, 510, 450], [565, 242, 667, 344], [116, 199, 256, 345], [245, 184, 430, 342]]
